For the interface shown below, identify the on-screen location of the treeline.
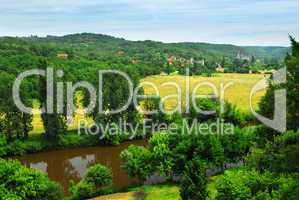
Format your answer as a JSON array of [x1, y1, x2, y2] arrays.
[[18, 33, 290, 75]]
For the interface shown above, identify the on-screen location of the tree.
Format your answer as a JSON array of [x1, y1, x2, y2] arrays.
[[148, 132, 174, 178], [247, 130, 299, 173], [259, 36, 299, 132], [84, 164, 113, 187], [69, 164, 113, 200], [142, 96, 168, 127], [120, 145, 154, 181], [210, 136, 225, 170], [215, 168, 299, 200], [180, 158, 208, 200], [38, 59, 67, 139], [0, 72, 33, 141]]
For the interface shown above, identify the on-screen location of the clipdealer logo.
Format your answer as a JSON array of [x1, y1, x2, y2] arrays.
[[250, 68, 286, 133]]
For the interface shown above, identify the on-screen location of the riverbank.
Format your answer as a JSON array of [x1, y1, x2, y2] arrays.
[[1, 130, 146, 157]]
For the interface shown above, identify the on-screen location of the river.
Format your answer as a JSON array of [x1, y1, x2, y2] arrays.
[[11, 139, 147, 194]]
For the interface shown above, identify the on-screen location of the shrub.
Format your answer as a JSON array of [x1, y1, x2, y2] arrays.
[[23, 140, 43, 153], [84, 164, 113, 187], [0, 135, 8, 156], [189, 98, 219, 122], [100, 123, 123, 145], [0, 159, 63, 200], [69, 181, 94, 200], [69, 164, 113, 200], [180, 158, 208, 200], [222, 102, 245, 125], [247, 130, 299, 173], [7, 140, 26, 155], [120, 145, 153, 181], [58, 133, 99, 148], [149, 132, 174, 177], [215, 168, 299, 200]]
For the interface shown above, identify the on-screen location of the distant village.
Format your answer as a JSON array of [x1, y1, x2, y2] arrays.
[[57, 50, 277, 75]]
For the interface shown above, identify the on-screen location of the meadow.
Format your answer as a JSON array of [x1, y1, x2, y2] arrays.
[[143, 73, 266, 112]]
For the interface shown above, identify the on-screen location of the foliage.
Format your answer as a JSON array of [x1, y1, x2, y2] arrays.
[[215, 168, 299, 200], [69, 164, 113, 200], [0, 159, 62, 200], [180, 158, 208, 200], [221, 102, 246, 126], [0, 72, 33, 141], [0, 132, 101, 157], [259, 36, 299, 133], [142, 96, 168, 126], [148, 132, 174, 177], [247, 130, 299, 173], [189, 98, 219, 123], [0, 135, 8, 156], [120, 145, 154, 181], [38, 58, 68, 139]]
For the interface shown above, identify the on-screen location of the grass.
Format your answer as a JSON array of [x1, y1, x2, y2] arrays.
[[142, 73, 267, 112], [91, 167, 243, 200], [129, 184, 180, 200], [91, 184, 180, 200]]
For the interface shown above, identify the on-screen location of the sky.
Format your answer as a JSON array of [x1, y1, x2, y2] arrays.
[[0, 0, 298, 46]]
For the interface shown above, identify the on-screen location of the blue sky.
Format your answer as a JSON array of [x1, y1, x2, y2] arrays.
[[0, 0, 298, 46]]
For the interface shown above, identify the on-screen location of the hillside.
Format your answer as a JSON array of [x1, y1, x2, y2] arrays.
[[0, 33, 290, 78], [24, 33, 290, 63]]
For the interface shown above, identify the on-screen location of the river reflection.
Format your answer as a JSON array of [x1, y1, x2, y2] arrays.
[[12, 139, 147, 194]]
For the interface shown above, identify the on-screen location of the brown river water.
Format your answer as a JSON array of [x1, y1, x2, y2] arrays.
[[11, 139, 147, 194]]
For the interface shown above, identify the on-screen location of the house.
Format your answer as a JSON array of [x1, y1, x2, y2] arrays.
[[167, 56, 176, 65], [216, 64, 225, 73], [57, 53, 69, 59]]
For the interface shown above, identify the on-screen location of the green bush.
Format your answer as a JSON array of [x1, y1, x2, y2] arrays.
[[0, 159, 63, 200], [7, 140, 26, 155], [0, 135, 8, 156], [23, 140, 44, 153], [149, 132, 174, 177], [222, 102, 246, 125], [180, 158, 208, 200], [69, 181, 94, 200], [120, 145, 153, 181], [100, 123, 123, 145], [215, 168, 299, 200], [189, 98, 219, 122], [247, 130, 299, 173], [84, 164, 113, 187], [69, 164, 113, 200]]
